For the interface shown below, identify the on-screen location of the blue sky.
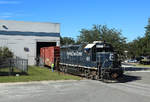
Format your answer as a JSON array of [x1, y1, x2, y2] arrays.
[[0, 0, 150, 42]]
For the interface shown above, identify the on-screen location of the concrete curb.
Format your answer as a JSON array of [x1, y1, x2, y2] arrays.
[[0, 80, 80, 86]]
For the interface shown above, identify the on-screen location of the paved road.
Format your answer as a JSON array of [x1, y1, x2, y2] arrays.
[[0, 72, 150, 102], [122, 65, 150, 84], [125, 71, 150, 84]]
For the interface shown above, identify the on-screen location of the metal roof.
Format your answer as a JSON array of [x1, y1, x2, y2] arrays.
[[84, 44, 95, 49]]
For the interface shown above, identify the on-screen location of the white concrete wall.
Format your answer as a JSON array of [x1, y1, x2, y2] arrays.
[[0, 35, 60, 65], [0, 20, 60, 33]]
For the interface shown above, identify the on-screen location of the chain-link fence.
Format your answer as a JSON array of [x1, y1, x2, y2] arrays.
[[0, 57, 28, 75], [10, 57, 28, 72]]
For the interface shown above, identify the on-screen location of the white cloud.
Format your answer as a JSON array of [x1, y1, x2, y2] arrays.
[[0, 12, 13, 18], [0, 15, 12, 18], [0, 1, 20, 4], [0, 12, 30, 19], [1, 12, 13, 15]]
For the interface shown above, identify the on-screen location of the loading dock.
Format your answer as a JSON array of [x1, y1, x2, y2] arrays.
[[36, 42, 56, 58]]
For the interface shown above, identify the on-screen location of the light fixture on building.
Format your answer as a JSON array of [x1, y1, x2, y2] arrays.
[[24, 47, 29, 52], [2, 25, 8, 30]]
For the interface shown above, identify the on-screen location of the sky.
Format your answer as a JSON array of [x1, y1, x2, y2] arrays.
[[0, 0, 150, 42]]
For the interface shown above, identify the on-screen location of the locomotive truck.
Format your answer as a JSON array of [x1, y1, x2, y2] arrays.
[[40, 41, 123, 80]]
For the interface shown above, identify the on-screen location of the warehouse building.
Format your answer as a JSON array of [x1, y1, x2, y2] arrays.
[[0, 20, 60, 65]]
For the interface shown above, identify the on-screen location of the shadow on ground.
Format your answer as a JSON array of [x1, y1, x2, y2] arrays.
[[117, 75, 141, 83], [0, 71, 28, 76]]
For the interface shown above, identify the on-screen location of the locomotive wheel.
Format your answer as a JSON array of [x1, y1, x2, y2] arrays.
[[85, 71, 88, 79], [90, 75, 94, 80], [62, 66, 65, 72], [84, 70, 89, 79], [94, 75, 99, 80], [60, 66, 63, 72], [64, 67, 68, 73], [61, 66, 64, 72]]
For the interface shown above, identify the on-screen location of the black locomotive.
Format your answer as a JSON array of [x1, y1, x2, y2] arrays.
[[59, 41, 123, 80]]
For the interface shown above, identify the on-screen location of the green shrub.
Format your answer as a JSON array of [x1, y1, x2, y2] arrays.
[[0, 47, 13, 59]]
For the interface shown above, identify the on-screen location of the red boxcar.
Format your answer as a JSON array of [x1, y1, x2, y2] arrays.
[[40, 46, 60, 67]]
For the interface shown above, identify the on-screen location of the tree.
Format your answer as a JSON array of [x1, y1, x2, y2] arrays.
[[144, 18, 150, 55], [127, 37, 144, 58], [0, 47, 13, 59], [77, 25, 101, 44], [77, 25, 127, 55], [127, 18, 150, 58], [60, 36, 75, 46]]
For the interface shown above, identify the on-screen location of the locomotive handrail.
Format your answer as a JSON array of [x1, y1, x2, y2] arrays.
[[101, 59, 113, 69]]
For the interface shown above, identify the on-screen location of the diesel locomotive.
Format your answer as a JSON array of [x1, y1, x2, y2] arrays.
[[59, 41, 123, 80]]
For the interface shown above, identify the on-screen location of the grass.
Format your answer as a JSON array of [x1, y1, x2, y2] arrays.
[[135, 64, 150, 68], [0, 66, 81, 83], [126, 62, 150, 68]]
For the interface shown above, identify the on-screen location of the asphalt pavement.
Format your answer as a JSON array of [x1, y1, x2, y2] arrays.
[[0, 72, 150, 102]]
